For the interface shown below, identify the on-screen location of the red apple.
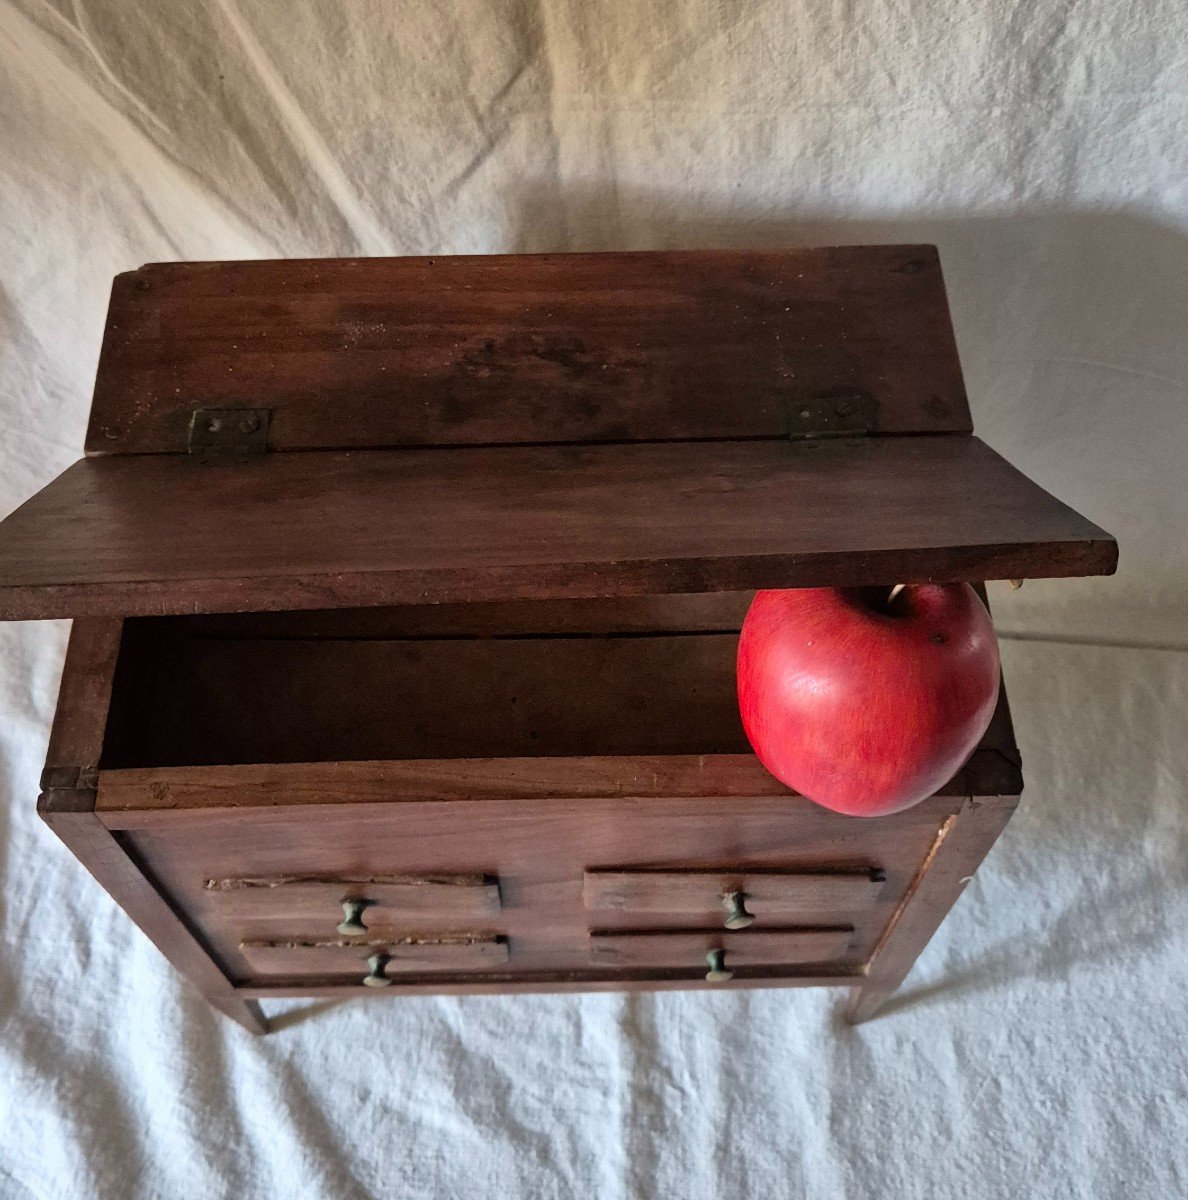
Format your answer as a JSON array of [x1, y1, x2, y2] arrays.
[[736, 584, 1000, 817]]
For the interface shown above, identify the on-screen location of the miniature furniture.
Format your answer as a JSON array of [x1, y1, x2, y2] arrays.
[[0, 247, 1117, 1034]]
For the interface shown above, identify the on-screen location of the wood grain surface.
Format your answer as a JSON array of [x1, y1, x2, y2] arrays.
[[87, 246, 971, 454], [103, 789, 965, 981], [236, 969, 863, 1001], [100, 630, 751, 766], [38, 619, 267, 1033], [42, 617, 124, 782], [588, 927, 855, 968], [240, 934, 509, 977], [172, 592, 757, 639], [846, 793, 1020, 1023], [18, 245, 1055, 1024], [0, 436, 1116, 620], [204, 873, 502, 926], [583, 868, 885, 924]]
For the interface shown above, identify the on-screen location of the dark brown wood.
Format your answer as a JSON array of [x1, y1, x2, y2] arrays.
[[205, 873, 502, 925], [846, 793, 1019, 1023], [101, 629, 749, 767], [43, 618, 125, 776], [237, 969, 863, 1000], [39, 619, 1022, 1022], [97, 785, 962, 983], [44, 599, 1021, 1019], [38, 797, 267, 1034], [95, 603, 1021, 788], [15, 247, 1053, 1029], [38, 619, 267, 1034], [95, 757, 797, 812], [101, 598, 756, 771], [102, 590, 1013, 771], [95, 744, 1017, 814], [0, 436, 1117, 620], [177, 591, 756, 639], [584, 868, 885, 925], [240, 934, 508, 976], [588, 928, 854, 969], [87, 247, 972, 455], [93, 607, 1012, 783]]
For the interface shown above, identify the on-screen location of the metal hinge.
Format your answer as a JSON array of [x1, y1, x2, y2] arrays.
[[188, 407, 271, 460], [786, 389, 876, 439]]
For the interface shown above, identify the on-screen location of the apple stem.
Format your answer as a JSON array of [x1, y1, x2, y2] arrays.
[[888, 583, 907, 605]]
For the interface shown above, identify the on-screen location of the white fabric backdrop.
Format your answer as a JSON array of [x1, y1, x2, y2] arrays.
[[1, 2, 1185, 1196]]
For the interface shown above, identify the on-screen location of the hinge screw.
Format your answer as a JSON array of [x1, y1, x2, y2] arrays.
[[205, 417, 223, 433], [238, 414, 260, 434]]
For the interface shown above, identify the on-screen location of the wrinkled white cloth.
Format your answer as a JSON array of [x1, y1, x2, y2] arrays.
[[0, 2, 1185, 1197]]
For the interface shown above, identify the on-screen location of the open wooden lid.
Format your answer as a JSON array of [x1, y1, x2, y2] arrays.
[[0, 247, 1116, 620]]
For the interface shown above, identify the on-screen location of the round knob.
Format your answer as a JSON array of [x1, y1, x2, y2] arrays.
[[722, 891, 755, 930], [705, 948, 733, 983], [337, 898, 373, 937], [363, 952, 392, 988]]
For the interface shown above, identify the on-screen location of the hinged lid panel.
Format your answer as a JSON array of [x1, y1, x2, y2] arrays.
[[0, 247, 1117, 620], [87, 246, 971, 454], [0, 436, 1116, 620]]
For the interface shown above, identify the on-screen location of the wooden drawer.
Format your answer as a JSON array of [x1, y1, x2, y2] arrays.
[[241, 934, 509, 980], [584, 868, 885, 929], [589, 929, 854, 974], [205, 873, 502, 940], [99, 766, 976, 986]]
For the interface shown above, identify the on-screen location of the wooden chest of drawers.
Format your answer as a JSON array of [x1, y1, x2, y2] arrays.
[[1, 247, 1114, 1033], [42, 595, 1023, 1032]]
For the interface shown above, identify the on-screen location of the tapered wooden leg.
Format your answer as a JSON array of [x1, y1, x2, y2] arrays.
[[39, 792, 272, 1035], [847, 793, 1019, 1024], [38, 620, 273, 1036], [211, 997, 269, 1036]]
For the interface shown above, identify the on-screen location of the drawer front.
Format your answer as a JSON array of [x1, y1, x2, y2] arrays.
[[589, 928, 854, 972], [241, 934, 509, 979], [584, 869, 884, 929], [205, 873, 501, 939], [104, 778, 965, 987]]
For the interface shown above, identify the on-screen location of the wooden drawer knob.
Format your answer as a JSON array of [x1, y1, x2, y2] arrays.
[[363, 952, 392, 988], [705, 948, 733, 983], [721, 890, 755, 930], [337, 898, 373, 937]]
